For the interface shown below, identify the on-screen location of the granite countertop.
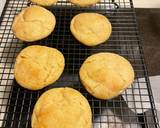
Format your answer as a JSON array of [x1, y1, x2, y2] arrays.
[[0, 0, 6, 16]]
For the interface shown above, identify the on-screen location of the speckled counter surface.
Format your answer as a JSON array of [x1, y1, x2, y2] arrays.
[[0, 0, 6, 16]]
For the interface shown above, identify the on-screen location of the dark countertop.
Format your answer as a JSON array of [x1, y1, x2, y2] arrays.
[[136, 8, 160, 76]]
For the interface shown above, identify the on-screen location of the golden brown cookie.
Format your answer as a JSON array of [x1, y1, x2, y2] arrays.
[[79, 52, 135, 99], [70, 0, 100, 7], [30, 0, 58, 6], [32, 87, 92, 128], [70, 13, 112, 46], [14, 45, 65, 90], [12, 6, 56, 42]]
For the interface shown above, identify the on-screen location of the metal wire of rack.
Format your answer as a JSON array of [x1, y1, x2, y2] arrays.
[[0, 0, 159, 128]]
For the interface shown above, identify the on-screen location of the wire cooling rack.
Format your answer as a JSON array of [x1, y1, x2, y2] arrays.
[[0, 0, 159, 127]]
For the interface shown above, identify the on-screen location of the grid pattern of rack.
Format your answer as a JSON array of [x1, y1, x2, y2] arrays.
[[0, 0, 159, 128]]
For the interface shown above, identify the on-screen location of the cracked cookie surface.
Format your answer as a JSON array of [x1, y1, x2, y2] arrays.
[[32, 87, 92, 128], [14, 45, 64, 90], [79, 52, 135, 99], [70, 13, 112, 46], [12, 5, 56, 42]]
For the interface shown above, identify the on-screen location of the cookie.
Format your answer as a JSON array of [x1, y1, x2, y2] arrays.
[[32, 87, 92, 128], [31, 0, 58, 6], [79, 52, 135, 99], [70, 13, 112, 46], [14, 45, 65, 90], [12, 6, 56, 42], [70, 0, 100, 7]]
